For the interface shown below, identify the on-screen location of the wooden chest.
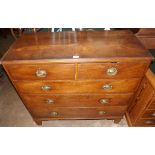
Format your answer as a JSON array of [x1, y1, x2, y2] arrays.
[[136, 28, 155, 49], [1, 30, 153, 125], [126, 69, 155, 126]]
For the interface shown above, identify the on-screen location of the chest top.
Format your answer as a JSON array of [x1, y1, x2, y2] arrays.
[[2, 30, 153, 63]]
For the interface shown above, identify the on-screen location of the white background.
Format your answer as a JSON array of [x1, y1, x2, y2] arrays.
[[0, 0, 155, 155]]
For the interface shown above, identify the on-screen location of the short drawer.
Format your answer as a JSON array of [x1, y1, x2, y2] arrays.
[[4, 63, 75, 80], [21, 93, 133, 107], [141, 110, 155, 119], [30, 107, 126, 118], [14, 79, 140, 94], [78, 63, 147, 79]]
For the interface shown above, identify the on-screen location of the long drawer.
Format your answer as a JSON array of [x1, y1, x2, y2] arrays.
[[4, 63, 75, 80], [21, 93, 133, 107], [141, 110, 155, 119], [30, 107, 127, 118], [14, 79, 141, 94], [147, 97, 155, 109], [78, 63, 148, 79], [135, 119, 155, 126]]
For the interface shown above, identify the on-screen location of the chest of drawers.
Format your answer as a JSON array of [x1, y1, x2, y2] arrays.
[[126, 69, 155, 126], [2, 30, 153, 125]]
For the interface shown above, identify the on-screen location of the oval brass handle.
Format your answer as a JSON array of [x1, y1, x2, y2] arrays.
[[151, 113, 155, 117], [99, 99, 109, 104], [36, 69, 47, 77], [107, 67, 117, 76], [50, 111, 58, 117], [145, 120, 154, 124], [41, 85, 51, 91], [98, 111, 106, 115], [46, 99, 54, 104], [102, 84, 113, 90]]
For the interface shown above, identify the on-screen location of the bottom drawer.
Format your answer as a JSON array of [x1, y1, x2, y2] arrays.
[[30, 106, 127, 119], [135, 119, 155, 127]]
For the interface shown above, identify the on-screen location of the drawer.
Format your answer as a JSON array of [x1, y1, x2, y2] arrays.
[[78, 63, 148, 79], [4, 63, 75, 80], [14, 79, 140, 94], [30, 107, 126, 118], [147, 97, 155, 110], [135, 119, 155, 126], [142, 110, 155, 119], [148, 103, 155, 110], [21, 93, 133, 107]]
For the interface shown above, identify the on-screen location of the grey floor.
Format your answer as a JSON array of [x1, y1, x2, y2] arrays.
[[0, 73, 128, 127]]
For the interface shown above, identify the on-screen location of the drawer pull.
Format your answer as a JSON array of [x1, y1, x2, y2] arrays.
[[36, 69, 47, 77], [46, 99, 54, 104], [107, 67, 117, 76], [102, 84, 113, 90], [98, 111, 106, 115], [99, 99, 109, 104], [41, 85, 51, 91], [151, 113, 155, 117], [50, 111, 58, 117]]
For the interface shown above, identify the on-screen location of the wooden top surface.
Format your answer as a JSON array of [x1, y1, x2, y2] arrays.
[[2, 30, 153, 63]]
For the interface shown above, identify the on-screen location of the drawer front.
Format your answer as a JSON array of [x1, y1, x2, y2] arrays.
[[78, 63, 147, 79], [148, 103, 155, 110], [142, 110, 155, 119], [135, 119, 155, 126], [147, 97, 155, 110], [14, 79, 140, 94], [5, 64, 75, 80], [21, 93, 133, 107], [30, 107, 126, 118]]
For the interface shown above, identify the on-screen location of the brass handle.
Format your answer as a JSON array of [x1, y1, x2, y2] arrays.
[[151, 113, 155, 117], [50, 111, 58, 117], [102, 84, 113, 90], [107, 67, 117, 76], [36, 69, 47, 77], [41, 85, 51, 91], [99, 99, 109, 104], [98, 111, 106, 115], [145, 120, 154, 124], [46, 99, 54, 104]]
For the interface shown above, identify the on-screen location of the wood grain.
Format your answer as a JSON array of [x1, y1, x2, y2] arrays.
[[14, 79, 141, 94], [2, 31, 153, 62], [78, 62, 148, 79], [136, 28, 155, 49], [5, 63, 75, 80], [21, 93, 133, 107], [30, 106, 127, 118]]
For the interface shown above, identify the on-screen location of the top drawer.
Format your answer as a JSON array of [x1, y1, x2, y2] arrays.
[[78, 63, 148, 79], [4, 63, 75, 80]]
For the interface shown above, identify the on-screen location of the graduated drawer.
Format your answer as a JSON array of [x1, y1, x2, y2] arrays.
[[4, 63, 75, 80], [21, 93, 133, 107], [78, 63, 147, 79], [14, 79, 140, 94], [147, 97, 155, 109], [141, 110, 155, 119], [30, 107, 127, 118], [135, 119, 155, 127]]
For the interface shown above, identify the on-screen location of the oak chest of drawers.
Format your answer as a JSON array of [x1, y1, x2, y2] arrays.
[[2, 30, 153, 125]]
